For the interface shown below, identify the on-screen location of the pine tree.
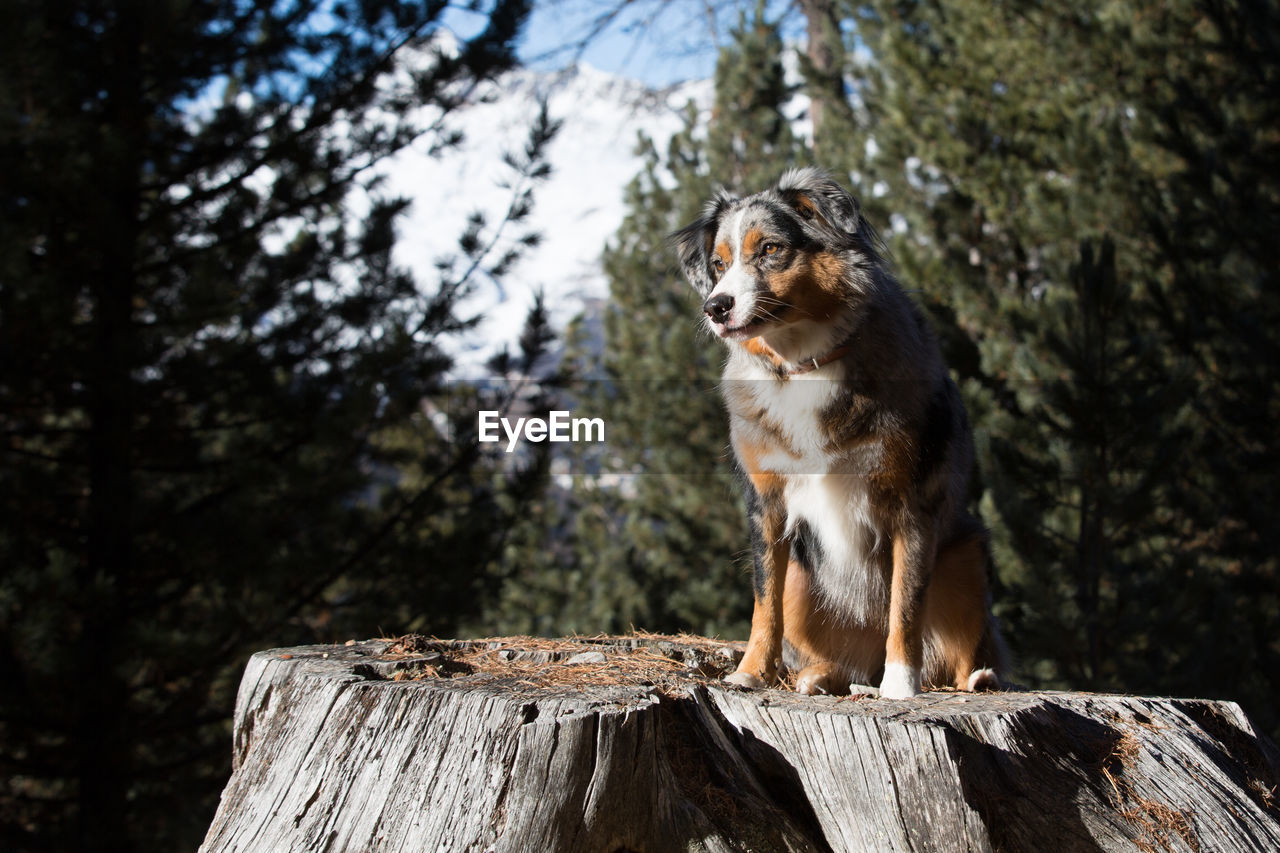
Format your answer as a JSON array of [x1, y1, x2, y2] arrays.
[[707, 0, 802, 191], [489, 6, 807, 638], [837, 0, 1280, 731], [979, 239, 1194, 689], [1113, 0, 1280, 717], [0, 1, 550, 848]]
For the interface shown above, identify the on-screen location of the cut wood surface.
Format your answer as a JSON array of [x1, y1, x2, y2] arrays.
[[199, 635, 1280, 853]]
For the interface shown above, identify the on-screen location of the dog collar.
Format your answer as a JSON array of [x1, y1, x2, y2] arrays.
[[786, 342, 853, 376]]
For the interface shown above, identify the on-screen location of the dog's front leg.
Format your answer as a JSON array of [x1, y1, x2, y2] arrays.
[[882, 523, 937, 699], [727, 492, 789, 688]]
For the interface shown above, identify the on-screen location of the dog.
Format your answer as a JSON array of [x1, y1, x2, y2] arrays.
[[672, 168, 1006, 699]]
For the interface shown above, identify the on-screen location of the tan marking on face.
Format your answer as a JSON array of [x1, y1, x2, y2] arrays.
[[714, 242, 733, 268], [765, 250, 848, 322], [742, 226, 765, 258]]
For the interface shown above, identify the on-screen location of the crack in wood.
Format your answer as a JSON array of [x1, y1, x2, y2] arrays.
[[201, 638, 1280, 853]]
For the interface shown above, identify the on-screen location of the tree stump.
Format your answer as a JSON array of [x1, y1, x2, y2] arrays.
[[199, 635, 1280, 853]]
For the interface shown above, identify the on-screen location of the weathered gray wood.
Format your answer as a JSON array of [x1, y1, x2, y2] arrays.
[[201, 637, 1280, 853]]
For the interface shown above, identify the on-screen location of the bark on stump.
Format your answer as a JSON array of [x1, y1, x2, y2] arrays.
[[199, 635, 1280, 853]]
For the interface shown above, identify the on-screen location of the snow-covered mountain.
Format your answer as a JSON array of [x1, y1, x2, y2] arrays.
[[381, 61, 712, 376]]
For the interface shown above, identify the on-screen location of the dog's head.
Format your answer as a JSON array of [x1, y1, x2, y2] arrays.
[[672, 168, 883, 341]]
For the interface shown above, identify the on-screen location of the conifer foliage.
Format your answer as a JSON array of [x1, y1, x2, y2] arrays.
[[490, 6, 807, 638], [567, 0, 1278, 740], [582, 6, 807, 633], [0, 1, 550, 849], [836, 0, 1280, 727]]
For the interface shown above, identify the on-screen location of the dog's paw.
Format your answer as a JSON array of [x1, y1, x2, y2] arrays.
[[878, 663, 921, 700], [796, 663, 844, 696], [795, 672, 829, 696], [967, 667, 1000, 692], [724, 669, 767, 689]]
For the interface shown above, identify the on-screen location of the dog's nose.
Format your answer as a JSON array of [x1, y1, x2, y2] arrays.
[[703, 293, 734, 323]]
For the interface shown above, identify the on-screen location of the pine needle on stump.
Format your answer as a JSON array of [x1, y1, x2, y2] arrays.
[[200, 634, 1280, 853]]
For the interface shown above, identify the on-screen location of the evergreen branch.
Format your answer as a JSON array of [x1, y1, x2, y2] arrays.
[[150, 18, 439, 214], [413, 104, 558, 338], [262, 442, 481, 635]]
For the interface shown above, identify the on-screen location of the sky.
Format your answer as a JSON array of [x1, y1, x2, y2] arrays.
[[446, 0, 807, 88], [518, 0, 719, 86], [439, 0, 870, 90]]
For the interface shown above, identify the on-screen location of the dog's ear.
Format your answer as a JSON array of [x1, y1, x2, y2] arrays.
[[776, 168, 874, 249], [671, 190, 735, 295]]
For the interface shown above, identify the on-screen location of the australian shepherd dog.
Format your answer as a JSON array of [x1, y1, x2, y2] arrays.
[[673, 168, 1006, 699]]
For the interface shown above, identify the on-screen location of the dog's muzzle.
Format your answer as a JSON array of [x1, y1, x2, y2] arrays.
[[703, 293, 734, 324]]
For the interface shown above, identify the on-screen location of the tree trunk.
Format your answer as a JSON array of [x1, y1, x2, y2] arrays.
[[798, 0, 845, 159], [80, 5, 144, 848], [200, 636, 1280, 853]]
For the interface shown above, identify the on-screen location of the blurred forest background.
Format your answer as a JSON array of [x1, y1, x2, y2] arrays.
[[2, 0, 1277, 849]]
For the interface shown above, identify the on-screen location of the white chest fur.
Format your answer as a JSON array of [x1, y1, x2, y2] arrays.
[[781, 464, 889, 627], [726, 355, 892, 628]]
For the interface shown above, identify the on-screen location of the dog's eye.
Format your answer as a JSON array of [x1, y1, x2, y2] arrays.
[[762, 243, 781, 256], [712, 258, 726, 274]]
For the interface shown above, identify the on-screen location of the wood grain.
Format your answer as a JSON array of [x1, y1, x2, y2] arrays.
[[200, 636, 1280, 853]]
